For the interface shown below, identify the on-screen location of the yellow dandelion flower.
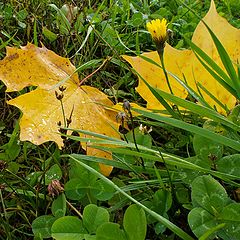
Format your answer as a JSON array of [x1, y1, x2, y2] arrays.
[[146, 18, 168, 52]]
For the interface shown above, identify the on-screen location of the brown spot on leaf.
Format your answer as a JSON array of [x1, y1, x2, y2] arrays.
[[7, 53, 19, 61]]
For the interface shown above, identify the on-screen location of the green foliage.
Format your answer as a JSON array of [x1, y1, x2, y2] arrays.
[[51, 216, 86, 240], [96, 223, 126, 240], [51, 194, 66, 218], [1, 0, 240, 239], [31, 203, 146, 240], [65, 161, 115, 202], [83, 204, 110, 234], [96, 204, 147, 240], [45, 164, 62, 185], [32, 215, 57, 239], [188, 175, 240, 239], [123, 204, 147, 240]]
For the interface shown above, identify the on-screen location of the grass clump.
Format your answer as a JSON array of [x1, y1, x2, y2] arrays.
[[0, 0, 240, 239]]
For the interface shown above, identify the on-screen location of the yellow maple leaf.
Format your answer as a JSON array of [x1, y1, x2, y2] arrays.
[[0, 43, 119, 176], [123, 0, 240, 112]]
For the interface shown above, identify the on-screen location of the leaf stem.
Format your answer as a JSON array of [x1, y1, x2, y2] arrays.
[[60, 99, 67, 128], [158, 50, 182, 119], [128, 109, 145, 168], [66, 200, 83, 218], [158, 51, 174, 95], [78, 58, 109, 86]]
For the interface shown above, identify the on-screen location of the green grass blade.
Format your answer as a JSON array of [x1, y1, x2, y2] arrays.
[[84, 146, 240, 182], [131, 70, 179, 118], [49, 4, 71, 33], [49, 59, 102, 90], [187, 39, 232, 85], [142, 85, 239, 132], [204, 25, 240, 98], [197, 82, 229, 113], [133, 108, 240, 151], [33, 18, 38, 46], [167, 71, 212, 108], [192, 48, 238, 98], [178, 0, 240, 98], [199, 223, 226, 240]]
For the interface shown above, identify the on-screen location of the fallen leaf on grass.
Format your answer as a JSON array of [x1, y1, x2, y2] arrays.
[[123, 0, 240, 113], [0, 43, 119, 176]]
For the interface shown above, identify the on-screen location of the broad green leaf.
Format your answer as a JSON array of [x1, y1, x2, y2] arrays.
[[144, 189, 171, 228], [51, 193, 66, 218], [32, 215, 57, 239], [151, 190, 172, 215], [123, 204, 147, 240], [69, 161, 98, 181], [65, 178, 88, 200], [45, 164, 62, 185], [179, 156, 210, 185], [83, 204, 109, 234], [219, 203, 240, 240], [191, 175, 229, 214], [51, 216, 86, 240], [188, 197, 240, 239], [188, 208, 218, 239], [193, 134, 223, 161], [175, 185, 190, 205], [220, 203, 240, 222], [96, 223, 126, 240], [216, 154, 240, 178], [91, 179, 115, 201]]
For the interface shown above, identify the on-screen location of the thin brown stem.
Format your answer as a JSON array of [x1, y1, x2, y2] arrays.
[[78, 58, 109, 86]]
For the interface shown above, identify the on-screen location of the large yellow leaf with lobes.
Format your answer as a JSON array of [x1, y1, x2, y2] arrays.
[[123, 0, 240, 113], [0, 43, 119, 176]]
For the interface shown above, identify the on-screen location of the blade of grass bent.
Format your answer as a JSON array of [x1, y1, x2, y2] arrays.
[[154, 86, 239, 131], [193, 46, 238, 99], [187, 40, 238, 98], [132, 69, 178, 118], [179, 0, 240, 98], [140, 80, 239, 131], [84, 146, 240, 182], [68, 155, 194, 240], [63, 128, 240, 157], [203, 24, 240, 98], [133, 108, 240, 151]]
